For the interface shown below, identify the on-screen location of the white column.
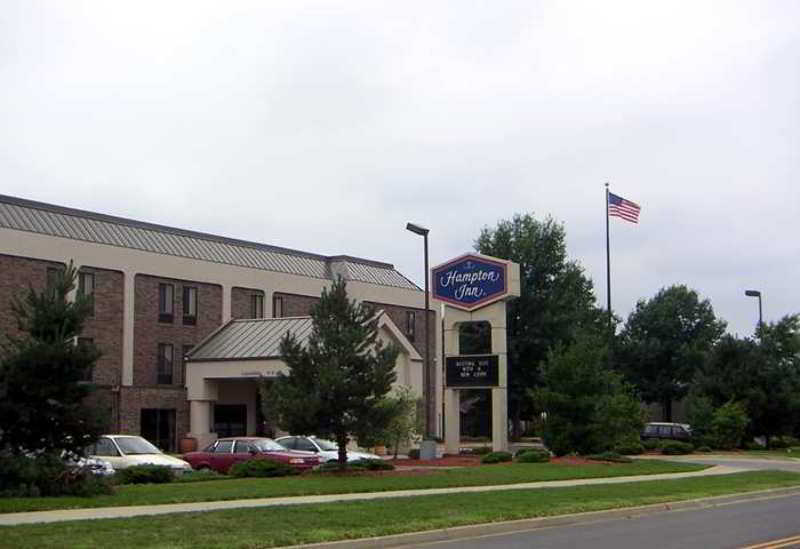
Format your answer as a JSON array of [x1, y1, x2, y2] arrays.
[[491, 387, 508, 452], [122, 270, 136, 386], [188, 400, 216, 449], [444, 389, 460, 455]]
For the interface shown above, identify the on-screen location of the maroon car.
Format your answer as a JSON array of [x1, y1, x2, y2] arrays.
[[182, 437, 320, 473]]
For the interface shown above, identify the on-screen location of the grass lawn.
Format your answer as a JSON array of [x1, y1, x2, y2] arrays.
[[0, 460, 706, 514], [2, 471, 799, 549], [739, 448, 800, 460]]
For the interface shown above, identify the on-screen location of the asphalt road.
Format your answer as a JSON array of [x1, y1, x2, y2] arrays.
[[407, 493, 800, 549]]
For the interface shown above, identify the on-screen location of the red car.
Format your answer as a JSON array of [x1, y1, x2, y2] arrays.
[[182, 437, 320, 473]]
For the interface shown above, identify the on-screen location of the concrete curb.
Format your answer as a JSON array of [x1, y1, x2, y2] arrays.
[[290, 486, 800, 549]]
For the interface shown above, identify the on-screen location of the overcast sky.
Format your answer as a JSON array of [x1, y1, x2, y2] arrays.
[[1, 1, 798, 337]]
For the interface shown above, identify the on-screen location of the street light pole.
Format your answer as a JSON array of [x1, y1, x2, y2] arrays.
[[744, 290, 763, 330], [406, 222, 434, 441]]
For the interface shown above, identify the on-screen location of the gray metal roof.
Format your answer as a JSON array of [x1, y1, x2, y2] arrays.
[[188, 317, 314, 361], [0, 194, 419, 290]]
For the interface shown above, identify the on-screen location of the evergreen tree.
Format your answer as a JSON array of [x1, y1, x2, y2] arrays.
[[0, 262, 104, 456], [475, 213, 606, 436], [265, 277, 399, 468]]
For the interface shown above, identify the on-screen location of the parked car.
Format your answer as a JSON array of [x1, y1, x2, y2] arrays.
[[86, 435, 192, 474], [276, 435, 382, 463], [182, 437, 321, 474], [641, 422, 692, 442]]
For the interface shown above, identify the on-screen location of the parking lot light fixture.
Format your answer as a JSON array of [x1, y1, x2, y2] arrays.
[[406, 222, 434, 441], [744, 289, 763, 329]]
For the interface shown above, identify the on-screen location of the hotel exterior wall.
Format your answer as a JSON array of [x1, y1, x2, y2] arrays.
[[80, 266, 124, 386], [0, 253, 64, 340], [0, 226, 442, 439]]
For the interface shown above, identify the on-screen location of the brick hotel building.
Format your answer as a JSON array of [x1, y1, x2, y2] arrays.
[[0, 194, 433, 451]]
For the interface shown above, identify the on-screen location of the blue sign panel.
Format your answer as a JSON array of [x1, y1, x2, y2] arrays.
[[433, 254, 508, 310]]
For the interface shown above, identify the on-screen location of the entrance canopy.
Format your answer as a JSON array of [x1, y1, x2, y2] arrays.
[[183, 312, 422, 448]]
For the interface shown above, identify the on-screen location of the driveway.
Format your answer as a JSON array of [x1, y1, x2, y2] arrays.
[[640, 453, 800, 473]]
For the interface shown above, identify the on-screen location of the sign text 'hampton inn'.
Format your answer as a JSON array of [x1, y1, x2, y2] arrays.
[[432, 254, 509, 311]]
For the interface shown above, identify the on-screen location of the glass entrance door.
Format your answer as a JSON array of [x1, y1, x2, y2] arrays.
[[214, 404, 247, 437]]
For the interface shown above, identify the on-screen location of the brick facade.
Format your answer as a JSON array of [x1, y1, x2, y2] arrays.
[[273, 292, 319, 317], [79, 266, 124, 386], [231, 286, 265, 319], [0, 253, 64, 341]]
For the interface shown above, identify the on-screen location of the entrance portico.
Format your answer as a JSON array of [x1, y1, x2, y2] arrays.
[[185, 313, 422, 450]]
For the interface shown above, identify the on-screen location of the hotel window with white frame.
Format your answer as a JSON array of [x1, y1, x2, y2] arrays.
[[78, 271, 95, 316], [157, 343, 174, 385], [273, 295, 284, 318], [183, 286, 197, 325], [250, 293, 264, 319], [159, 283, 174, 323]]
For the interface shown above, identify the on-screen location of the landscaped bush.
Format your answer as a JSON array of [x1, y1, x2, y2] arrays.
[[642, 439, 661, 451], [660, 441, 694, 455], [317, 459, 395, 473], [407, 449, 420, 459], [613, 441, 645, 455], [515, 449, 550, 463], [696, 445, 712, 453], [480, 451, 513, 464], [115, 464, 174, 484], [743, 441, 764, 451], [586, 451, 633, 463], [0, 453, 114, 497], [174, 469, 226, 483], [472, 446, 493, 455], [710, 401, 749, 450], [229, 459, 298, 478]]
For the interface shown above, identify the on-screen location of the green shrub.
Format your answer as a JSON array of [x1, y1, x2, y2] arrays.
[[586, 451, 633, 463], [711, 401, 749, 450], [660, 441, 693, 455], [480, 451, 513, 464], [769, 436, 795, 449], [642, 439, 661, 450], [515, 449, 550, 463], [613, 441, 645, 455], [696, 445, 712, 453], [743, 441, 764, 451], [174, 469, 226, 483], [407, 449, 420, 459], [317, 459, 395, 473], [0, 453, 114, 497], [115, 465, 174, 484], [472, 446, 493, 455], [229, 459, 298, 478]]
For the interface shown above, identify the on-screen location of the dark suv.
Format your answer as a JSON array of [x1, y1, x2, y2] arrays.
[[641, 422, 692, 442]]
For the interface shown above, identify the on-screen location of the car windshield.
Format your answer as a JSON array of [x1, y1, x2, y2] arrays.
[[114, 437, 161, 455], [252, 439, 287, 452], [312, 438, 339, 451]]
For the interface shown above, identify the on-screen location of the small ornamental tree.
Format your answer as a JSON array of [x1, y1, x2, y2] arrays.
[[266, 277, 399, 468], [0, 262, 104, 457]]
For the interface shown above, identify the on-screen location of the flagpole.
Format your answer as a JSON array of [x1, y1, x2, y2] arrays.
[[605, 182, 611, 329]]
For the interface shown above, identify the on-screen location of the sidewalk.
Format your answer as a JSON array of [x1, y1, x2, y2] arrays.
[[0, 465, 745, 526]]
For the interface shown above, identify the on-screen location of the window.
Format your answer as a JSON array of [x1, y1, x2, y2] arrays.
[[213, 440, 234, 453], [250, 293, 264, 319], [46, 267, 62, 297], [140, 409, 176, 452], [405, 311, 416, 342], [273, 295, 284, 318], [158, 283, 174, 323], [157, 343, 174, 384], [78, 271, 95, 316], [76, 338, 94, 381], [295, 438, 318, 452], [235, 441, 256, 453], [182, 286, 197, 325], [92, 437, 120, 457]]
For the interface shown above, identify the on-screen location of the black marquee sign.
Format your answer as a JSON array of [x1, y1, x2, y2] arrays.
[[445, 355, 499, 387]]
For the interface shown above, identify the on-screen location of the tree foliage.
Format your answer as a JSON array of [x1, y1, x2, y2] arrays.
[[264, 278, 399, 467], [618, 285, 725, 421], [533, 333, 645, 456], [695, 315, 800, 445], [475, 213, 605, 434], [0, 262, 104, 457]]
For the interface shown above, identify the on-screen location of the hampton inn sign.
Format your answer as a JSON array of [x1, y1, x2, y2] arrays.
[[431, 253, 520, 453], [432, 254, 509, 311]]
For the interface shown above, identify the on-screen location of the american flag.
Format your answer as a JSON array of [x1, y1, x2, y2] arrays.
[[608, 192, 641, 223]]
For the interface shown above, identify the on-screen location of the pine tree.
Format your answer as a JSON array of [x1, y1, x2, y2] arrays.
[[0, 262, 105, 456], [266, 277, 398, 467]]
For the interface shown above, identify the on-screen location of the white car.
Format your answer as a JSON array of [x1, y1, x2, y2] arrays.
[[276, 435, 382, 463], [86, 435, 192, 474]]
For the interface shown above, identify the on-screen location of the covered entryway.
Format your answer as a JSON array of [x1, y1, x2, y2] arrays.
[[184, 312, 422, 450]]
